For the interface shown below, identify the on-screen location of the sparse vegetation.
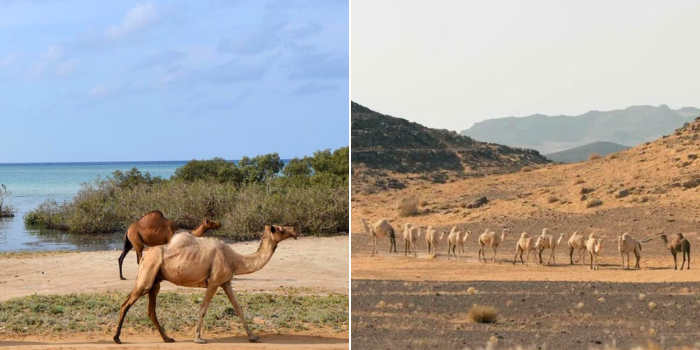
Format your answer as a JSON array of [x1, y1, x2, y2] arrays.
[[521, 166, 533, 173], [586, 199, 603, 208], [467, 305, 498, 324], [24, 148, 349, 238], [588, 152, 601, 160], [547, 195, 559, 203], [0, 184, 16, 218], [0, 290, 348, 335], [398, 197, 420, 217]]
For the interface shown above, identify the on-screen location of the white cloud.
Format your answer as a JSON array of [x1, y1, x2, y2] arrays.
[[105, 2, 161, 40], [88, 84, 110, 98], [0, 53, 22, 66]]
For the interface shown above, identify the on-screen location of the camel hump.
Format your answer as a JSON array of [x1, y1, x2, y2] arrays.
[[141, 210, 165, 219]]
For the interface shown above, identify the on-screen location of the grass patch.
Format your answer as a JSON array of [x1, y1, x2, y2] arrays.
[[0, 290, 348, 335], [588, 152, 601, 161], [397, 197, 420, 217], [467, 305, 498, 324]]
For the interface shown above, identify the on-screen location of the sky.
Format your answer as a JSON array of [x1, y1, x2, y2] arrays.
[[0, 0, 348, 163], [352, 0, 700, 131]]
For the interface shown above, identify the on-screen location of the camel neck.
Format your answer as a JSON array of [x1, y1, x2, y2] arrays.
[[191, 224, 207, 237], [233, 236, 277, 275]]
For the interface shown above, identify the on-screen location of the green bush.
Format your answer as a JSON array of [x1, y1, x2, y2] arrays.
[[24, 148, 349, 238]]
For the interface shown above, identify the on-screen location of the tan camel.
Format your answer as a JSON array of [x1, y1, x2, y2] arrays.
[[113, 225, 300, 345], [536, 229, 566, 265], [567, 231, 588, 265], [406, 225, 423, 257], [478, 228, 508, 262], [425, 226, 445, 256], [360, 218, 397, 254], [447, 227, 471, 259], [587, 238, 603, 270], [513, 232, 540, 266], [618, 233, 641, 269], [403, 223, 413, 256], [118, 210, 221, 280], [660, 233, 691, 270]]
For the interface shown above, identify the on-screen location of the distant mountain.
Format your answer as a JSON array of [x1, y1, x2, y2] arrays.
[[352, 102, 550, 192], [545, 141, 630, 163], [461, 105, 699, 154]]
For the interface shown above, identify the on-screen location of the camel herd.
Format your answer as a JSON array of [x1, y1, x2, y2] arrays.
[[360, 218, 692, 271], [113, 210, 301, 345]]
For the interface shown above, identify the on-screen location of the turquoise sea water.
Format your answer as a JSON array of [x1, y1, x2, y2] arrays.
[[0, 161, 185, 252]]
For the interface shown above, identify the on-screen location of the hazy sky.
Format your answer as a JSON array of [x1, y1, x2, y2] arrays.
[[352, 0, 700, 131], [0, 0, 348, 163]]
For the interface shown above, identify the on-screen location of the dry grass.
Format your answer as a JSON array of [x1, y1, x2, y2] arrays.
[[467, 305, 498, 324], [547, 195, 559, 203], [574, 178, 585, 184], [398, 197, 420, 217], [586, 199, 603, 208], [588, 152, 602, 160]]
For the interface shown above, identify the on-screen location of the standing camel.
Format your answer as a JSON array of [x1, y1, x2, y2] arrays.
[[403, 223, 413, 256], [478, 228, 508, 262], [513, 232, 540, 266], [425, 226, 445, 256], [618, 233, 641, 269], [113, 225, 300, 344], [118, 211, 221, 280], [536, 229, 566, 265], [406, 225, 423, 257], [360, 218, 396, 255], [660, 233, 691, 270]]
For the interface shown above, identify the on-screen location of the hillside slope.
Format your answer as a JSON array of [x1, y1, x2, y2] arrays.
[[351, 102, 550, 192], [353, 116, 700, 236], [461, 105, 698, 154], [545, 141, 630, 163]]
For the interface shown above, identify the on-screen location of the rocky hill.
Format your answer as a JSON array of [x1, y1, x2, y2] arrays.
[[351, 102, 550, 192], [461, 105, 699, 154], [545, 141, 630, 163]]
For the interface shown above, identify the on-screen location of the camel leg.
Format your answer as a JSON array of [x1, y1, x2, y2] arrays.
[[621, 252, 625, 269], [222, 282, 259, 342], [569, 247, 574, 265], [194, 284, 219, 344], [513, 248, 519, 265], [634, 250, 641, 269], [672, 251, 678, 270], [687, 248, 690, 270], [113, 248, 162, 344], [681, 250, 687, 270], [147, 281, 174, 343], [427, 242, 431, 255], [118, 234, 133, 280], [491, 247, 497, 262]]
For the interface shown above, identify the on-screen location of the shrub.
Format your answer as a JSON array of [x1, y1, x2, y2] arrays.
[[0, 184, 16, 218], [588, 153, 601, 161], [547, 195, 559, 203], [520, 166, 533, 173], [586, 199, 603, 208], [398, 197, 420, 217], [468, 305, 498, 323]]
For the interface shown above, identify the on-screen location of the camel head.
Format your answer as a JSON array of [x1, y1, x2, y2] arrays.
[[594, 239, 603, 253], [677, 233, 685, 239], [201, 218, 222, 230], [264, 225, 301, 243], [660, 234, 668, 243]]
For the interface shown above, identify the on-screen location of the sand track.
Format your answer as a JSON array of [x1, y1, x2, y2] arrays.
[[0, 236, 348, 301]]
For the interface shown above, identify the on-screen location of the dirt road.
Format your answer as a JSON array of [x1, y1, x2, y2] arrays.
[[1, 334, 348, 350], [0, 236, 349, 300]]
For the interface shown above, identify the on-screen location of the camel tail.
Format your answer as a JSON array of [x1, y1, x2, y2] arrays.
[[638, 241, 642, 251]]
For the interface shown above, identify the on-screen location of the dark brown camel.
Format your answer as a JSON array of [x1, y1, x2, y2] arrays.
[[118, 211, 221, 280], [660, 233, 691, 270]]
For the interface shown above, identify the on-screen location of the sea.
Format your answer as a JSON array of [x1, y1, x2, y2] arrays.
[[0, 161, 186, 252]]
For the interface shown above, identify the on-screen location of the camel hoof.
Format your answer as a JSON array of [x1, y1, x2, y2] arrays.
[[120, 277, 126, 281], [163, 337, 175, 343], [248, 335, 260, 343], [194, 338, 206, 344], [113, 336, 122, 344]]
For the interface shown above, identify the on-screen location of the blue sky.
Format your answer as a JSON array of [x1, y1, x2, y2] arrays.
[[0, 0, 348, 162]]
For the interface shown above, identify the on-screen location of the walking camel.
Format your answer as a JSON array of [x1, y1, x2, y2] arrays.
[[618, 233, 641, 269], [361, 218, 397, 255], [425, 226, 445, 256], [447, 227, 471, 259], [660, 233, 691, 270], [536, 229, 566, 265], [113, 225, 300, 344], [513, 232, 540, 266], [118, 210, 221, 280], [587, 238, 603, 270], [478, 228, 508, 262], [404, 225, 423, 257], [567, 231, 589, 265]]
